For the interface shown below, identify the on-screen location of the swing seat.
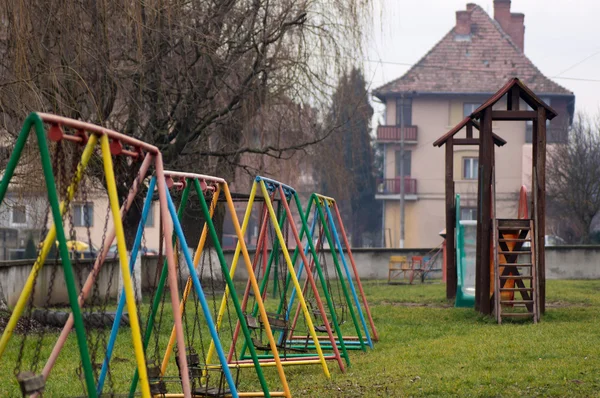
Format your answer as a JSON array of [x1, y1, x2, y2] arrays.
[[189, 365, 204, 378], [252, 337, 307, 353], [265, 312, 288, 330], [16, 371, 45, 395], [308, 299, 348, 327], [314, 323, 334, 333], [252, 337, 272, 351], [150, 379, 168, 395], [245, 314, 260, 329], [193, 386, 231, 397], [276, 343, 307, 353]]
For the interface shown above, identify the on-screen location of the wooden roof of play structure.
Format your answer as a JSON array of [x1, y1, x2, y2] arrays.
[[470, 77, 558, 120], [432, 117, 507, 147]]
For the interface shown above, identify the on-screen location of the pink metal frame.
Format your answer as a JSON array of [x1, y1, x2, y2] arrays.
[[36, 115, 194, 397]]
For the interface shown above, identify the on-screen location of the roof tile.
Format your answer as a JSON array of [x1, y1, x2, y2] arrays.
[[374, 5, 572, 98]]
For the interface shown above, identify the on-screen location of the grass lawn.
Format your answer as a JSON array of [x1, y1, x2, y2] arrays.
[[2, 279, 600, 397]]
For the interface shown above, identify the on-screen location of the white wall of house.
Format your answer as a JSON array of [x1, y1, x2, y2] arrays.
[[380, 95, 528, 248], [71, 195, 162, 251]]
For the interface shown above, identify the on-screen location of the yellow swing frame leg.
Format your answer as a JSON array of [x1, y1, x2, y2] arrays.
[[204, 183, 255, 365], [257, 180, 330, 378], [162, 182, 292, 397], [100, 135, 151, 398], [208, 181, 330, 377], [222, 182, 292, 395], [0, 135, 98, 360]]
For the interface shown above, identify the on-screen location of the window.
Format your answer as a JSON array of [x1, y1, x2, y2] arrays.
[[73, 203, 94, 227], [145, 203, 155, 227], [11, 205, 27, 225], [395, 98, 412, 126], [463, 103, 481, 118], [525, 97, 555, 143], [395, 150, 411, 177], [463, 157, 478, 180], [460, 207, 477, 221]]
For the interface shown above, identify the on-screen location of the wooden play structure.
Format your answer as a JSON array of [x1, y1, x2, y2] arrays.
[[434, 78, 556, 323]]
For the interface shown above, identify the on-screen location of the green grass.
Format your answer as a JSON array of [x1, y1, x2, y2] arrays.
[[3, 280, 600, 397]]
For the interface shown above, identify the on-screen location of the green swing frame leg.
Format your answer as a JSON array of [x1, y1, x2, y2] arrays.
[[0, 114, 97, 397], [240, 191, 352, 367]]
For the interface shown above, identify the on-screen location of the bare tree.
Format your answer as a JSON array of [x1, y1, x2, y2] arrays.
[[0, 0, 373, 244], [313, 68, 379, 246], [547, 113, 600, 243]]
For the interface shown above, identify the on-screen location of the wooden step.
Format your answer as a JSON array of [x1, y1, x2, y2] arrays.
[[498, 238, 531, 243], [501, 300, 534, 305], [498, 228, 531, 233], [500, 275, 532, 280], [497, 251, 531, 255], [501, 312, 534, 318], [496, 218, 531, 227], [500, 287, 533, 292], [497, 219, 532, 227], [498, 263, 533, 267]]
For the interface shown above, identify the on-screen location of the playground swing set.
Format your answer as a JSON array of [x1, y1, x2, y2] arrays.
[[221, 177, 344, 376], [0, 113, 168, 397], [281, 193, 378, 352], [0, 113, 379, 397]]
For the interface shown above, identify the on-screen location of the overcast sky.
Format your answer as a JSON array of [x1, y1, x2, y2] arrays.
[[365, 0, 600, 123]]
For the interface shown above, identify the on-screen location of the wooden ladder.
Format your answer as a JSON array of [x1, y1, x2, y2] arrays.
[[493, 218, 538, 324]]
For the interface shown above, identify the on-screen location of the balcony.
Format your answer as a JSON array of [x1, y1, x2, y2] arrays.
[[525, 125, 568, 144], [375, 177, 418, 200], [376, 125, 418, 143]]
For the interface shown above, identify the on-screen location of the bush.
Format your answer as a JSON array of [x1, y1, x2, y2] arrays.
[[23, 233, 37, 259]]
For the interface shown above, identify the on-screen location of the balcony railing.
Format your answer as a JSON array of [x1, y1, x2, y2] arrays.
[[525, 125, 568, 144], [377, 125, 418, 142], [376, 177, 418, 195]]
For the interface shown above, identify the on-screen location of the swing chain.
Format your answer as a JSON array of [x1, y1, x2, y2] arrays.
[[14, 141, 62, 394], [150, 209, 165, 364]]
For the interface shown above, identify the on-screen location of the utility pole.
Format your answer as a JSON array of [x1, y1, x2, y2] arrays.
[[399, 93, 405, 248]]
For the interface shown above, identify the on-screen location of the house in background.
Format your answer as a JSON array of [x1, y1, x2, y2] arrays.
[[0, 152, 162, 258], [373, 0, 575, 248]]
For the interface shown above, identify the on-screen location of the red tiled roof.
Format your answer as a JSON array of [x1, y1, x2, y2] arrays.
[[373, 5, 573, 98]]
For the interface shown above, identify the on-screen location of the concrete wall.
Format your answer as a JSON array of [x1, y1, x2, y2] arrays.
[[0, 256, 150, 308], [139, 246, 600, 282], [545, 246, 600, 279], [0, 257, 121, 307], [4, 246, 600, 308]]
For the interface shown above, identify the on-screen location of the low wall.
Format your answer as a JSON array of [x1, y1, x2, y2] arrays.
[[0, 258, 121, 308], [139, 247, 443, 289], [3, 246, 600, 307], [545, 246, 600, 279]]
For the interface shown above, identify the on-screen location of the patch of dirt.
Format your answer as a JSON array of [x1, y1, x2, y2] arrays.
[[380, 300, 453, 308], [546, 301, 591, 308]]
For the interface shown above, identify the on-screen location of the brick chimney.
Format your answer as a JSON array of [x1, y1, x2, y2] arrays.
[[455, 10, 472, 35], [510, 13, 525, 51], [494, 0, 525, 52]]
